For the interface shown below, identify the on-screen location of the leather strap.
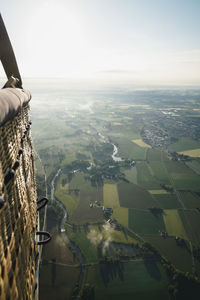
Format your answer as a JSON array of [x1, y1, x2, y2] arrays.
[[0, 14, 22, 88]]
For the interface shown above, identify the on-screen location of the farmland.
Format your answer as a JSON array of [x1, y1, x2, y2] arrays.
[[117, 182, 157, 209], [144, 236, 193, 272], [112, 207, 129, 227], [163, 210, 188, 240], [30, 82, 200, 299], [178, 149, 200, 157], [128, 209, 166, 235], [85, 261, 170, 300], [103, 184, 119, 208]]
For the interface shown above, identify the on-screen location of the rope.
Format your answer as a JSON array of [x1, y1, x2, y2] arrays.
[[33, 146, 48, 262]]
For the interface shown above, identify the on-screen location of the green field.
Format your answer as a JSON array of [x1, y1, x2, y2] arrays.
[[118, 182, 157, 209], [128, 209, 165, 235], [170, 173, 200, 190], [124, 167, 137, 184], [85, 261, 170, 300], [149, 161, 171, 184], [144, 236, 193, 272], [153, 194, 181, 209], [39, 264, 79, 300], [186, 160, 200, 174], [164, 161, 200, 191], [163, 210, 188, 240], [103, 184, 119, 208], [137, 162, 161, 189], [112, 207, 129, 227], [55, 185, 78, 217], [179, 191, 200, 209], [168, 137, 200, 152], [147, 149, 162, 161], [179, 210, 200, 245]]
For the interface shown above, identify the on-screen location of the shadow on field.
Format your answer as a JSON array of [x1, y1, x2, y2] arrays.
[[144, 259, 161, 281], [51, 258, 57, 286], [99, 260, 125, 286]]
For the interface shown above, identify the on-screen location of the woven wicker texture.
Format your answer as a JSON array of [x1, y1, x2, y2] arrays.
[[0, 103, 37, 300]]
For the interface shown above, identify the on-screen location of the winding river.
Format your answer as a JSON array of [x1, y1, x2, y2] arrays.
[[98, 132, 123, 162], [111, 143, 123, 162]]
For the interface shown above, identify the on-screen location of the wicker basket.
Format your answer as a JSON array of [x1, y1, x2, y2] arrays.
[[0, 88, 38, 300]]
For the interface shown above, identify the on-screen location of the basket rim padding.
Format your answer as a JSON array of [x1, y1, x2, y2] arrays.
[[0, 88, 31, 127]]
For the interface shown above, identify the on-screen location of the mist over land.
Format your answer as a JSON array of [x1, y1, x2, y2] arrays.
[[27, 79, 200, 300]]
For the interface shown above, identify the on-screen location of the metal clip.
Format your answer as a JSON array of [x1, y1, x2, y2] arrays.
[[37, 197, 49, 211], [36, 231, 51, 245]]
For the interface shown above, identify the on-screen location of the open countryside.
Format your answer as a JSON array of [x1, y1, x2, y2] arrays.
[[31, 83, 200, 300]]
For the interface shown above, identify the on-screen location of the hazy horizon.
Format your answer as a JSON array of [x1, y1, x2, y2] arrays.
[[1, 0, 200, 85]]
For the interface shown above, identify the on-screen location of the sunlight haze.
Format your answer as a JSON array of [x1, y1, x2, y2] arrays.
[[1, 0, 200, 85]]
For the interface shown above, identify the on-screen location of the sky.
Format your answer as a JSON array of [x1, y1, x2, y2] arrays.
[[1, 0, 200, 85]]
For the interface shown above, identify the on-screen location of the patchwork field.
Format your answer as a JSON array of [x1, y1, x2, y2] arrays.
[[153, 194, 181, 209], [69, 173, 104, 224], [168, 137, 200, 152], [164, 161, 200, 191], [128, 209, 165, 235], [136, 162, 161, 189], [32, 84, 200, 298], [118, 182, 157, 209], [149, 161, 170, 184], [103, 184, 119, 208], [163, 210, 188, 239], [72, 189, 104, 224]]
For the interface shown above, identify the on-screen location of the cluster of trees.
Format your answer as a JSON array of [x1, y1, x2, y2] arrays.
[[141, 242, 200, 300], [149, 207, 163, 216], [164, 263, 200, 299], [62, 160, 90, 174], [160, 183, 174, 193], [86, 142, 113, 161], [175, 237, 188, 249], [170, 151, 190, 161], [192, 244, 200, 261], [39, 147, 65, 163]]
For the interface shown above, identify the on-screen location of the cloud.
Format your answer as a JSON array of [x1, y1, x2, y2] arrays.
[[87, 222, 114, 255]]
